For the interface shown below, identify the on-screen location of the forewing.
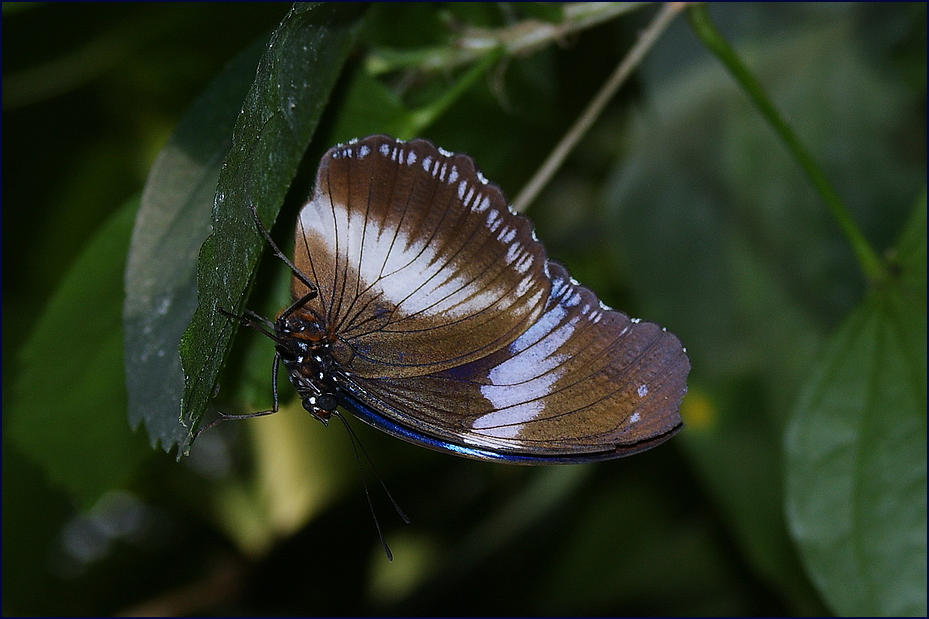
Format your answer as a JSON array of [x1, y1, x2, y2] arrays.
[[291, 136, 550, 379]]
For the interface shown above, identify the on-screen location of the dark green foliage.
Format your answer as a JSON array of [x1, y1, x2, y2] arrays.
[[3, 3, 924, 616]]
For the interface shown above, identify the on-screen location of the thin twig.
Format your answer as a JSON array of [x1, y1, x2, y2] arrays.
[[513, 2, 687, 213], [366, 2, 652, 76]]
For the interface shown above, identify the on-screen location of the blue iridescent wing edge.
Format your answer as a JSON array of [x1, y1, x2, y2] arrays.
[[339, 391, 683, 464]]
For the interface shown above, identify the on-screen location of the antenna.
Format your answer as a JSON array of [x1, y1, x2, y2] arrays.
[[332, 411, 410, 562]]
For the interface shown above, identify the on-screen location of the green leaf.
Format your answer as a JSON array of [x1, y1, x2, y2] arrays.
[[8, 198, 151, 506], [124, 36, 269, 451], [328, 69, 413, 145], [785, 192, 927, 616], [178, 3, 366, 454], [331, 45, 503, 144], [602, 17, 924, 612]]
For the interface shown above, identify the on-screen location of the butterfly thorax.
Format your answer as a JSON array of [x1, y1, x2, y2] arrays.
[[274, 310, 340, 425]]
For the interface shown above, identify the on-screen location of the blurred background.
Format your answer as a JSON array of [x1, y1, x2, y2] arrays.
[[4, 3, 925, 615]]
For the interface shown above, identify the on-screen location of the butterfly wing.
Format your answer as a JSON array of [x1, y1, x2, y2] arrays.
[[341, 262, 689, 462], [292, 136, 550, 379]]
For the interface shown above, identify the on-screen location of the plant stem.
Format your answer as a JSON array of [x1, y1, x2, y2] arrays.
[[513, 2, 686, 213], [401, 46, 504, 140], [687, 3, 886, 283]]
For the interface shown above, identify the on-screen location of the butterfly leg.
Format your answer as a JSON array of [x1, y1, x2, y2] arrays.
[[192, 351, 284, 443], [248, 203, 319, 296]]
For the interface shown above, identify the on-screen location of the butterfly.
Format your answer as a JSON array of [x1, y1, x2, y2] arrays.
[[206, 135, 689, 464]]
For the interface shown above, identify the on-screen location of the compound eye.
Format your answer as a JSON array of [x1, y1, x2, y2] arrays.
[[317, 393, 338, 412], [302, 394, 338, 414]]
